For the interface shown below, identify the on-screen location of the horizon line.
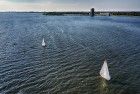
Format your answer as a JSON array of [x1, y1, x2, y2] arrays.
[[0, 10, 140, 12]]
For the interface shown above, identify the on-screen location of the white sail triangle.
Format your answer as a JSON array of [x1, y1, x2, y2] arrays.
[[100, 60, 111, 80], [42, 38, 46, 47]]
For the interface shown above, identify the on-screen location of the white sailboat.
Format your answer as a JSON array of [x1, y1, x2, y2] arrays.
[[100, 60, 111, 80], [42, 38, 46, 47]]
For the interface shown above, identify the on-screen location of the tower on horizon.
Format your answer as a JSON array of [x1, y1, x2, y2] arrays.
[[90, 8, 95, 17]]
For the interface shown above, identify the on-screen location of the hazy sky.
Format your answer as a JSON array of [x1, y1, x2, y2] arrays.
[[0, 0, 140, 11]]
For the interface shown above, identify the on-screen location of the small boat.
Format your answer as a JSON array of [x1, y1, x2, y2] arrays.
[[42, 38, 46, 47], [100, 60, 111, 80]]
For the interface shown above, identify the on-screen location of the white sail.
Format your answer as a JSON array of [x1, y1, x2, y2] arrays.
[[100, 60, 111, 80], [42, 38, 46, 47]]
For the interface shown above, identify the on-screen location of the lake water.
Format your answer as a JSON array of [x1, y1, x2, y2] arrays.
[[0, 13, 140, 94]]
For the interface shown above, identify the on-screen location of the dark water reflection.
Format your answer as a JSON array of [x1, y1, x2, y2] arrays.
[[0, 13, 140, 94]]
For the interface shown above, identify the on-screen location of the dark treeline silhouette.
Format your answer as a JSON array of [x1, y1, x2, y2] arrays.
[[96, 11, 140, 16], [43, 11, 140, 16], [43, 12, 89, 16]]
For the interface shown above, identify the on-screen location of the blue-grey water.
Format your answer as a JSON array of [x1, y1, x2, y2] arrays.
[[0, 13, 140, 94]]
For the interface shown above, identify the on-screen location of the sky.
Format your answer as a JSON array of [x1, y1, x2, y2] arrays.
[[0, 0, 140, 11]]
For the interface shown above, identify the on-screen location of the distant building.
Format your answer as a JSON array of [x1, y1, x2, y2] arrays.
[[90, 8, 95, 17], [99, 13, 110, 16]]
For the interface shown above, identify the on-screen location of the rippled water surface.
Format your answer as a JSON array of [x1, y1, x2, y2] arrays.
[[0, 13, 140, 94]]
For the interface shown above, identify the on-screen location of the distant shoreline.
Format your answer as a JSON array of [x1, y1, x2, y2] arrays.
[[0, 11, 140, 16], [42, 11, 140, 16]]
